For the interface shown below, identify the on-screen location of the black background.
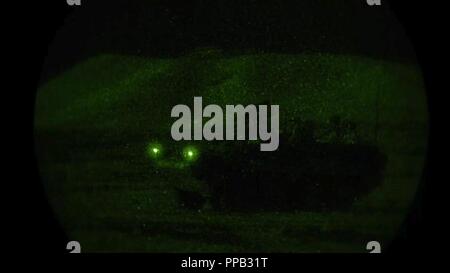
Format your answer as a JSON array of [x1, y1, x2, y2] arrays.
[[17, 0, 442, 267]]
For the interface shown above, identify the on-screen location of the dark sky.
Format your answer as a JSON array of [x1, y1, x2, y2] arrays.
[[41, 0, 415, 85]]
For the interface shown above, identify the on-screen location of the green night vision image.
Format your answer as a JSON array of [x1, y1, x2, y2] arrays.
[[34, 1, 428, 252]]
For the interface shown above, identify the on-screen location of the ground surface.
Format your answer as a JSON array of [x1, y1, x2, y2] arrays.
[[35, 52, 427, 252]]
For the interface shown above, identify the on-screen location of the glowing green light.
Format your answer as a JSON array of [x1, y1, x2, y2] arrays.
[[147, 143, 163, 159], [183, 146, 199, 162]]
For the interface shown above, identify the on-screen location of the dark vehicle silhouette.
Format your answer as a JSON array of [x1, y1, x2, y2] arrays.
[[190, 120, 387, 212]]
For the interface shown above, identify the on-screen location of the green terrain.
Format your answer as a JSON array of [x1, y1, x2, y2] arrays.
[[35, 51, 428, 252]]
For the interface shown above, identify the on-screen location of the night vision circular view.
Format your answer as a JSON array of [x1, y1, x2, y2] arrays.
[[35, 0, 428, 252]]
